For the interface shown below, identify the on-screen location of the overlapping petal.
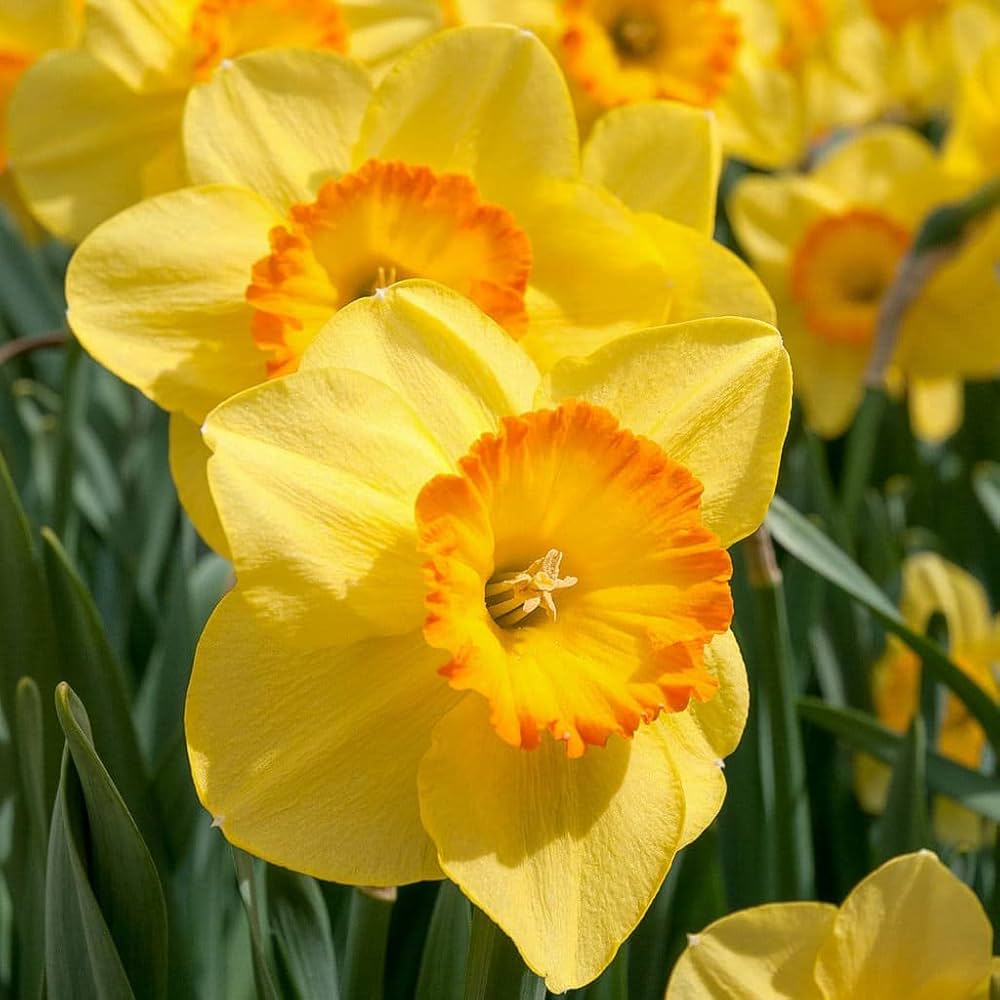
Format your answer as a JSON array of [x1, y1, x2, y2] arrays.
[[542, 317, 792, 546], [187, 591, 458, 885]]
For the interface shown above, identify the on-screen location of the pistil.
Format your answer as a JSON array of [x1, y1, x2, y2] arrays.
[[485, 549, 578, 628]]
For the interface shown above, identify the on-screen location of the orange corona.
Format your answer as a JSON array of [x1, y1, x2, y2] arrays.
[[790, 209, 911, 346], [189, 0, 349, 78], [247, 160, 533, 375], [867, 0, 951, 30], [558, 0, 741, 107], [416, 400, 732, 758]]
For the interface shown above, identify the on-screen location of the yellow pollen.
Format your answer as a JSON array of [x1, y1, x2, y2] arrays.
[[485, 549, 578, 628]]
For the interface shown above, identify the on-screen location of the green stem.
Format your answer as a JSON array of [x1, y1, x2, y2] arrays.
[[744, 526, 814, 900], [839, 387, 887, 530], [464, 906, 545, 1000]]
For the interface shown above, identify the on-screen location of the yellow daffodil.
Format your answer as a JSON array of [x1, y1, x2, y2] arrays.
[[855, 553, 1000, 847], [66, 25, 772, 552], [665, 850, 995, 999], [728, 124, 1000, 440], [847, 0, 1000, 118], [0, 0, 79, 232], [7, 0, 443, 242], [185, 280, 792, 992], [449, 0, 885, 168], [944, 40, 1000, 184]]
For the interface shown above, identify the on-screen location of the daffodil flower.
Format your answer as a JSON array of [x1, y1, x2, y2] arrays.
[[66, 25, 772, 552], [855, 553, 1000, 847], [7, 0, 443, 242], [728, 124, 1000, 441], [849, 0, 1000, 118], [666, 850, 996, 999], [449, 0, 886, 168], [944, 39, 1000, 185], [185, 280, 792, 992]]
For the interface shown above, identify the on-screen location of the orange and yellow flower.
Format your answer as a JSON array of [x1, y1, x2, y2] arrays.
[[856, 553, 1000, 847], [944, 40, 1000, 184], [186, 280, 792, 991], [65, 25, 772, 552], [666, 850, 995, 999], [450, 0, 886, 167], [7, 0, 443, 242], [728, 124, 1000, 440]]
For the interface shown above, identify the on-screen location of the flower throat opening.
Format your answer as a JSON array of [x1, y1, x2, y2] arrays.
[[485, 549, 578, 628]]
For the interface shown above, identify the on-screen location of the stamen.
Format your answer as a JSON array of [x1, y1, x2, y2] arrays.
[[611, 12, 661, 60], [373, 264, 398, 292], [485, 548, 577, 628]]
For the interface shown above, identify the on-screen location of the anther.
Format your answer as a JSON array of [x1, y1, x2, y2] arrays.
[[485, 548, 577, 628]]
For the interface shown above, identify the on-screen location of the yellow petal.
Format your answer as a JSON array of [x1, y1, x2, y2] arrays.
[[813, 851, 993, 1000], [342, 0, 445, 71], [894, 211, 1000, 379], [83, 0, 191, 92], [186, 591, 458, 885], [184, 49, 373, 212], [899, 552, 993, 650], [168, 412, 230, 557], [418, 696, 685, 993], [853, 753, 891, 816], [581, 101, 721, 235], [665, 902, 836, 999], [932, 797, 994, 851], [640, 214, 776, 325], [907, 377, 964, 444], [543, 317, 792, 547], [8, 49, 186, 243], [356, 25, 578, 208], [665, 630, 748, 848], [515, 179, 674, 371], [727, 174, 845, 267], [0, 0, 78, 51], [203, 368, 451, 647], [300, 281, 539, 461], [810, 125, 944, 227], [66, 185, 275, 421]]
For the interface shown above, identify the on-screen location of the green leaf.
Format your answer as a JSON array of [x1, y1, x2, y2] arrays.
[[463, 906, 544, 1000], [875, 716, 930, 862], [46, 683, 167, 1000], [342, 887, 396, 1000], [39, 528, 166, 868], [798, 697, 1000, 822], [742, 528, 814, 899], [267, 865, 339, 1000], [415, 882, 470, 1000], [0, 452, 61, 796], [232, 848, 280, 1000], [767, 495, 1000, 753], [13, 677, 47, 1000], [973, 461, 1000, 533]]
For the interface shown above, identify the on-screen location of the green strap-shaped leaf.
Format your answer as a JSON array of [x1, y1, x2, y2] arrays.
[[767, 496, 1000, 752], [40, 528, 166, 869], [233, 848, 280, 1000], [267, 865, 339, 1000], [973, 461, 1000, 533], [14, 677, 47, 1000], [46, 683, 167, 1000], [798, 697, 1000, 822], [875, 716, 931, 862], [416, 882, 470, 1000]]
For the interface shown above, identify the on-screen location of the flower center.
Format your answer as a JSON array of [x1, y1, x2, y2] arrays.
[[790, 209, 911, 347], [485, 549, 578, 627], [415, 400, 732, 757], [189, 0, 349, 79], [866, 0, 951, 30], [558, 0, 741, 108], [246, 159, 533, 376]]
